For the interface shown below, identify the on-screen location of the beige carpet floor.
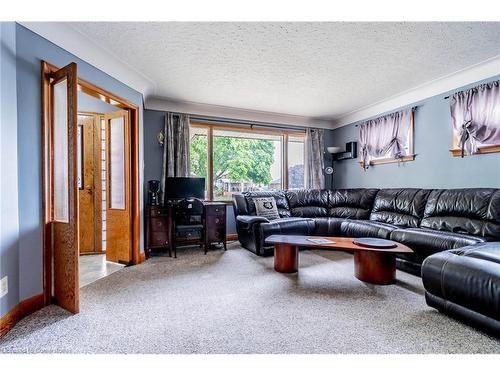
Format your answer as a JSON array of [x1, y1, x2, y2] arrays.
[[1, 242, 498, 353]]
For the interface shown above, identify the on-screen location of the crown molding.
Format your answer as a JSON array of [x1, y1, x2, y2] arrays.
[[145, 96, 334, 129], [19, 22, 156, 97], [332, 55, 500, 128]]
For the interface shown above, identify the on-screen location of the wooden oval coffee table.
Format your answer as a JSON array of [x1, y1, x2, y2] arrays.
[[265, 235, 413, 285]]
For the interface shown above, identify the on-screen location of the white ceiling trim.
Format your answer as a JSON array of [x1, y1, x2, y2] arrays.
[[333, 55, 500, 128], [145, 97, 333, 129], [19, 22, 156, 97]]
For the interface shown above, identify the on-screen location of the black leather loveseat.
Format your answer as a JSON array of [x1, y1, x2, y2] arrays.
[[233, 187, 500, 336]]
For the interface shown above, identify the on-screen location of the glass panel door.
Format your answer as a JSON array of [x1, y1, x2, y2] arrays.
[[53, 78, 69, 222], [104, 110, 131, 264], [109, 116, 125, 209], [47, 62, 80, 314]]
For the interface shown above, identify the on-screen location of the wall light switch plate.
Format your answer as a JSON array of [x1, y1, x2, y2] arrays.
[[0, 276, 8, 298]]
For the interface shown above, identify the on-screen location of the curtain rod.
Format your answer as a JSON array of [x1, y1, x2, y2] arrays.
[[188, 114, 307, 132], [354, 106, 418, 127]]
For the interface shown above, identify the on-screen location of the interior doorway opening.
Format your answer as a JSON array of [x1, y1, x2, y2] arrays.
[[77, 92, 130, 286], [42, 61, 141, 313]]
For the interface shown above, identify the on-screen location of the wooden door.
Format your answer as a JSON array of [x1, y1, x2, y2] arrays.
[[105, 110, 132, 264], [50, 63, 79, 313], [77, 114, 103, 254]]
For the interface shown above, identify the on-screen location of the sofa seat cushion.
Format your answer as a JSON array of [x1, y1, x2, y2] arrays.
[[260, 218, 316, 249], [339, 219, 399, 239], [390, 228, 485, 253], [390, 228, 485, 258], [462, 245, 500, 264], [422, 242, 500, 326], [313, 217, 346, 236]]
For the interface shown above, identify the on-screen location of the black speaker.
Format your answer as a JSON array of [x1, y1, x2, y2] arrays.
[[346, 142, 358, 158], [147, 180, 161, 206]]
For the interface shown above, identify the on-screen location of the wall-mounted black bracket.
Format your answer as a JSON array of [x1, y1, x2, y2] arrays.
[[332, 142, 358, 161]]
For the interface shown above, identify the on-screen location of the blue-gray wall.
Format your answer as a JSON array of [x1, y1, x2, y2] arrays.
[[78, 91, 120, 113], [1, 22, 21, 318], [143, 109, 237, 234], [0, 23, 145, 318], [326, 75, 500, 190]]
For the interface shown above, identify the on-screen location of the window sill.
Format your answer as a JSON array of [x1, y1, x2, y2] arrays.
[[206, 200, 233, 205], [359, 154, 415, 168], [450, 145, 500, 157]]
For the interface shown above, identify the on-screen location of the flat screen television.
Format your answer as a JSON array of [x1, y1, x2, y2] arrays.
[[164, 177, 205, 200]]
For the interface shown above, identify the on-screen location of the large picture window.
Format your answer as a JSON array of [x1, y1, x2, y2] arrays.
[[189, 122, 305, 201]]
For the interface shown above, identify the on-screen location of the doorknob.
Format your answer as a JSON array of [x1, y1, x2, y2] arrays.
[[85, 185, 93, 194]]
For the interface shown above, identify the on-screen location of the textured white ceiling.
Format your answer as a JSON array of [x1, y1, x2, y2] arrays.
[[68, 22, 500, 119]]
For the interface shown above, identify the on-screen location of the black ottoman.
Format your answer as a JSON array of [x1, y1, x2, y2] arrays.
[[421, 242, 500, 337]]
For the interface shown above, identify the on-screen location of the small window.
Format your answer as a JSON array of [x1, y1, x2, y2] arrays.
[[450, 80, 500, 157], [358, 108, 415, 168]]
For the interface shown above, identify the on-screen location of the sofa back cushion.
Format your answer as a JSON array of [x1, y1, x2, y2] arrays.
[[243, 191, 291, 218], [233, 193, 249, 216], [421, 188, 500, 240], [370, 188, 431, 227], [327, 189, 379, 219], [285, 189, 329, 217]]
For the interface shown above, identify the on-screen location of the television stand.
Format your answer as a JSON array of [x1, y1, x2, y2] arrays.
[[145, 200, 227, 258]]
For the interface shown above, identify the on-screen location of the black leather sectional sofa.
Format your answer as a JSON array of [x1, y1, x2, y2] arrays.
[[233, 188, 500, 336]]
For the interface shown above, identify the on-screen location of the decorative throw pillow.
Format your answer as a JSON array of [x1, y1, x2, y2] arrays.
[[253, 197, 280, 220]]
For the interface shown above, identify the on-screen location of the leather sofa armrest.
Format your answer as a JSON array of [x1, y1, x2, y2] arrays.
[[236, 215, 270, 229]]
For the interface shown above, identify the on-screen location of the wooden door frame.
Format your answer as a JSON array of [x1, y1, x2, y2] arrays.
[[42, 61, 142, 306]]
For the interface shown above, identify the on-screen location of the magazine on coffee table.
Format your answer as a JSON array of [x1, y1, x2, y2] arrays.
[[307, 238, 335, 245]]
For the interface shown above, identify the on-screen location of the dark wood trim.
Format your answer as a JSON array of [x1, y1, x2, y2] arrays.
[[52, 61, 80, 314], [0, 294, 44, 338], [41, 61, 52, 306], [131, 109, 141, 265]]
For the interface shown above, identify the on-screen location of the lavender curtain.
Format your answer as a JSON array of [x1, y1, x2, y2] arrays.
[[450, 80, 500, 157], [161, 112, 190, 202], [304, 128, 325, 189], [358, 108, 413, 169]]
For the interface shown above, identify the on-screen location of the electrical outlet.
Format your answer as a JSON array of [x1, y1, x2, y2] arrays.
[[0, 276, 8, 298]]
